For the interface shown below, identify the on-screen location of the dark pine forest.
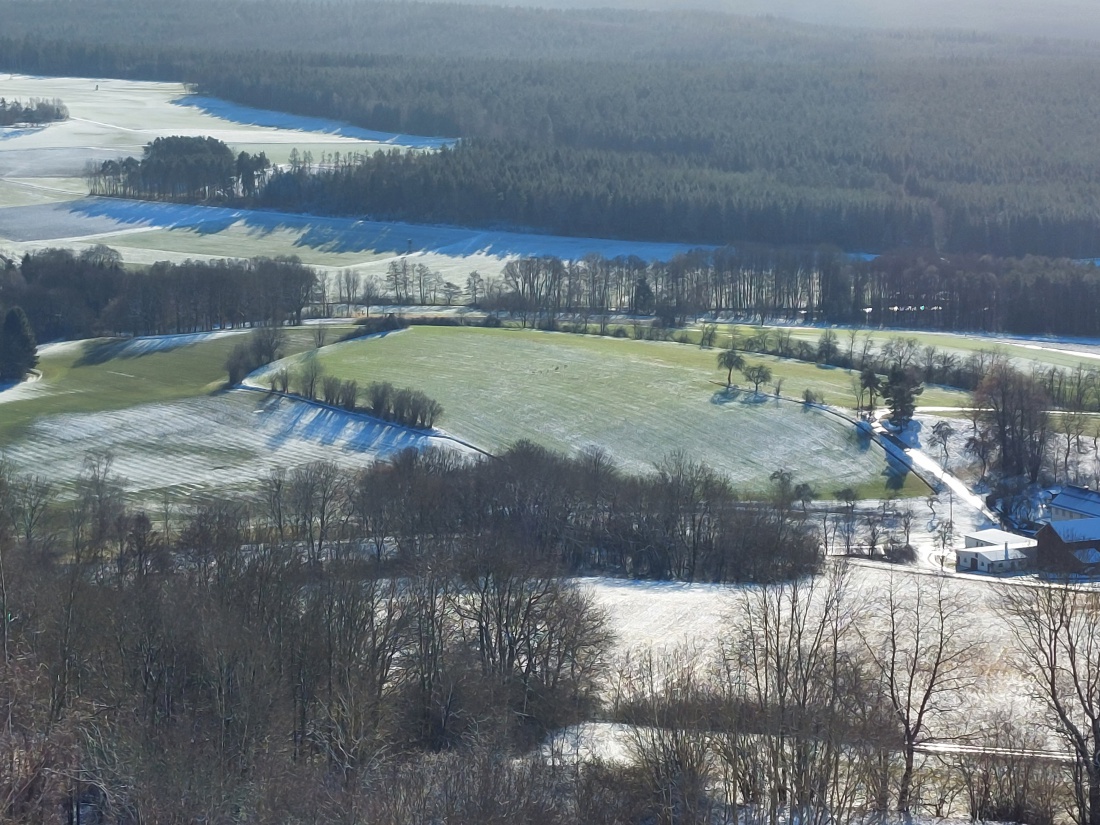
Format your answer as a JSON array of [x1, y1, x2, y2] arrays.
[[5, 0, 1100, 256]]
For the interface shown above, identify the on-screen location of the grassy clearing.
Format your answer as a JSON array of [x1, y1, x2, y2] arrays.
[[0, 177, 86, 208], [0, 327, 348, 443], [0, 324, 462, 502], [294, 326, 929, 497], [551, 324, 967, 409], [0, 75, 403, 157]]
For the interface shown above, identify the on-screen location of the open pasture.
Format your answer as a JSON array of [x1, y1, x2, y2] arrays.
[[0, 326, 467, 501], [0, 195, 715, 274], [284, 326, 930, 497]]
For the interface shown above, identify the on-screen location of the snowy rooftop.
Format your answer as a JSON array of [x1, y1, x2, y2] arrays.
[[1050, 485, 1100, 518], [964, 528, 1035, 548], [1073, 548, 1100, 566], [1047, 517, 1100, 543]]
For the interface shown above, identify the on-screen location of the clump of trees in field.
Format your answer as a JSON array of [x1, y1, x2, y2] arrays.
[[224, 324, 286, 384], [0, 305, 37, 381], [87, 135, 269, 201], [260, 353, 446, 430], [0, 96, 66, 126], [360, 380, 443, 429]]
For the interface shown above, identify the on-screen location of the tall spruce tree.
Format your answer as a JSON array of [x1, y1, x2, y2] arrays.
[[0, 306, 38, 381], [883, 364, 923, 427]]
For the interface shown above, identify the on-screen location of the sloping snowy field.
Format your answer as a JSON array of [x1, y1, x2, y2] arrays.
[[0, 389, 471, 500], [0, 196, 713, 260]]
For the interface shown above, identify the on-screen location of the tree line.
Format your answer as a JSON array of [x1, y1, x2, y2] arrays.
[[232, 327, 447, 430], [460, 248, 1100, 338], [0, 247, 315, 341], [0, 96, 66, 126]]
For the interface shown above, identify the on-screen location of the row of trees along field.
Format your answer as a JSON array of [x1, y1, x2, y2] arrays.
[[0, 96, 66, 126], [8, 240, 1100, 345], [8, 3, 1100, 254], [756, 327, 1089, 487], [2, 449, 1100, 823], [448, 248, 1100, 337], [0, 247, 314, 341]]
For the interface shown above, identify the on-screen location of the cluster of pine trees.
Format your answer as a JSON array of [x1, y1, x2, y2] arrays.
[[87, 136, 270, 200], [0, 306, 36, 381]]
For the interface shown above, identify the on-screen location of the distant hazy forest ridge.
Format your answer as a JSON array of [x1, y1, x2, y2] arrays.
[[4, 0, 1100, 255]]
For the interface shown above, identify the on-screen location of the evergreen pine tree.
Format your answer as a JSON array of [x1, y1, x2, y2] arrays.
[[0, 306, 38, 382]]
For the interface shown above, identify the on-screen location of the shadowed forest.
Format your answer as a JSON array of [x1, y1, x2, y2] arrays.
[[7, 1, 1100, 255]]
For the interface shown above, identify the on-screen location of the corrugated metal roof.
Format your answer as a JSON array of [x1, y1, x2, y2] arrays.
[[1049, 517, 1100, 543], [1050, 486, 1100, 518]]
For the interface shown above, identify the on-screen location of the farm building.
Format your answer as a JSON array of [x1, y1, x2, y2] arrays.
[[956, 528, 1036, 574], [1036, 518, 1100, 574], [1049, 485, 1100, 521]]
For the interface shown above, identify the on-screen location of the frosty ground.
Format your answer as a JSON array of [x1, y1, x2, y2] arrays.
[[0, 74, 715, 276]]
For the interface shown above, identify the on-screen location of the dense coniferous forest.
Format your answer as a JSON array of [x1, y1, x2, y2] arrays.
[[0, 248, 315, 341], [6, 0, 1100, 254]]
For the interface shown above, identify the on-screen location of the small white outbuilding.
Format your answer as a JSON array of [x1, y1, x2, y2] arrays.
[[956, 528, 1036, 574]]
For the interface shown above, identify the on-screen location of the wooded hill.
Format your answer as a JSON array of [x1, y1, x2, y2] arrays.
[[4, 1, 1100, 254]]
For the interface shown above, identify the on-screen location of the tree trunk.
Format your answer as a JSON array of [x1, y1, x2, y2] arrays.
[[898, 743, 915, 813]]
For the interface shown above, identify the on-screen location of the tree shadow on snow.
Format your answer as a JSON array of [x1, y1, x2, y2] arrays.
[[710, 387, 770, 406], [258, 396, 427, 457], [74, 334, 215, 367]]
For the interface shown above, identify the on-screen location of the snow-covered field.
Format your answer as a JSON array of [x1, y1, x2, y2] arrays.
[[295, 326, 917, 496], [0, 74, 440, 184], [0, 196, 713, 271], [0, 388, 471, 501], [0, 74, 714, 274]]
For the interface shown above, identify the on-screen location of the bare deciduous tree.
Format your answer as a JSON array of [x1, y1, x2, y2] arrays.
[[856, 573, 976, 813], [1001, 582, 1100, 825]]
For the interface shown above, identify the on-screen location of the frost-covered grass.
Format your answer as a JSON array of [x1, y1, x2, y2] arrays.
[[0, 75, 435, 178], [1, 196, 714, 264], [1, 390, 466, 500], [0, 327, 347, 441], [291, 326, 928, 497], [0, 324, 477, 500]]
